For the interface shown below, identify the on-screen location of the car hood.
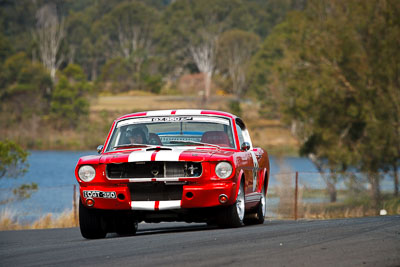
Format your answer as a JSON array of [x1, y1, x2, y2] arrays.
[[96, 147, 235, 164]]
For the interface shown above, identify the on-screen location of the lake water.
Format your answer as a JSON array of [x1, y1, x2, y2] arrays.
[[0, 151, 395, 222]]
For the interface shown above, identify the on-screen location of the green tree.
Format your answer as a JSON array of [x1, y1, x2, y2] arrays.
[[0, 52, 53, 126], [0, 0, 37, 54], [0, 140, 29, 178], [0, 33, 13, 63], [50, 64, 91, 129], [33, 3, 66, 81], [63, 1, 118, 81], [92, 1, 160, 91], [156, 0, 297, 78], [98, 57, 135, 93], [217, 29, 260, 98], [64, 10, 91, 65], [359, 0, 400, 197], [249, 0, 400, 207], [157, 0, 247, 103], [247, 11, 304, 118], [0, 140, 39, 205]]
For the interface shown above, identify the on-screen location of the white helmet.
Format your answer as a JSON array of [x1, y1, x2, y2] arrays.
[[126, 124, 149, 142]]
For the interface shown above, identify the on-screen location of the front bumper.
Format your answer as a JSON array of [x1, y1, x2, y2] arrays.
[[79, 181, 238, 211]]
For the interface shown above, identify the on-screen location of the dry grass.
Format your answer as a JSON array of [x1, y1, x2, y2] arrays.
[[270, 202, 400, 220], [302, 204, 384, 219], [0, 209, 23, 230], [0, 209, 78, 231], [90, 94, 235, 112], [270, 196, 400, 220]]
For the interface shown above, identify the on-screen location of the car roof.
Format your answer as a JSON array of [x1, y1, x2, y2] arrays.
[[116, 109, 238, 121]]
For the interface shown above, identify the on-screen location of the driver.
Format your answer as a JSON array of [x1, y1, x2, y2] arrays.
[[128, 128, 147, 144]]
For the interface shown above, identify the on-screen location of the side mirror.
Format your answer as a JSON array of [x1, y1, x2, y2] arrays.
[[97, 145, 104, 154], [241, 142, 251, 151]]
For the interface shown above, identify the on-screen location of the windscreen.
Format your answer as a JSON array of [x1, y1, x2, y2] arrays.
[[105, 116, 235, 151]]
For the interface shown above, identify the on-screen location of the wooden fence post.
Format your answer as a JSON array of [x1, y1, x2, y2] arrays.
[[294, 171, 298, 220], [73, 184, 77, 226]]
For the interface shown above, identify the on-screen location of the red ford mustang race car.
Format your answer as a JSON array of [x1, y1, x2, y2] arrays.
[[75, 109, 270, 238]]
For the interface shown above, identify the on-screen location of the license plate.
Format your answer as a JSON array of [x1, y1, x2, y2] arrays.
[[83, 190, 117, 199]]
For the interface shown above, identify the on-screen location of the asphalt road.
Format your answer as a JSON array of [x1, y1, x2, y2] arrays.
[[1, 216, 399, 267]]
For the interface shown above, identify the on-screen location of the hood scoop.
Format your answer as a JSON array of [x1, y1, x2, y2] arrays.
[[146, 146, 173, 151]]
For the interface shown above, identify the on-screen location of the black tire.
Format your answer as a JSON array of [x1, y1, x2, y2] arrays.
[[244, 186, 266, 225], [217, 182, 245, 228], [254, 186, 266, 224], [79, 200, 107, 239], [115, 214, 138, 236]]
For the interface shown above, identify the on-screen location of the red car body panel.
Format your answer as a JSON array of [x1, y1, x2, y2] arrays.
[[75, 110, 270, 221]]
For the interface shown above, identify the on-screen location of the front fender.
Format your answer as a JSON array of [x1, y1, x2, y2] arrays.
[[233, 169, 245, 201]]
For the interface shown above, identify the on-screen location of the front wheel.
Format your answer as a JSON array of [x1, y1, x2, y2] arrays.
[[79, 200, 107, 239], [255, 186, 266, 224], [244, 186, 266, 225], [217, 182, 245, 228]]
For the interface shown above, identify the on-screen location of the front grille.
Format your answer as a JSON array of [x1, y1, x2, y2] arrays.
[[106, 162, 202, 179], [129, 183, 183, 201]]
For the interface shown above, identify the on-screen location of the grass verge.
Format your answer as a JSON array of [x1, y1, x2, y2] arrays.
[[0, 209, 78, 231], [270, 194, 400, 219]]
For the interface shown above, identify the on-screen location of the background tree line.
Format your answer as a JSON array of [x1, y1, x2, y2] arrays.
[[0, 0, 399, 211], [0, 0, 299, 145], [0, 0, 299, 105]]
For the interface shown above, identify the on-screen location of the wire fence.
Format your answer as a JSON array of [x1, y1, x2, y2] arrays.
[[267, 171, 400, 219]]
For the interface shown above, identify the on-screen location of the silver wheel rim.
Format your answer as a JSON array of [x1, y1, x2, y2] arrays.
[[261, 187, 266, 217], [236, 185, 245, 221]]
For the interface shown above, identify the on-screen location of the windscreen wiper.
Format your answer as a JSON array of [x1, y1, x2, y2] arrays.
[[113, 144, 173, 150], [113, 143, 150, 149], [169, 140, 221, 149]]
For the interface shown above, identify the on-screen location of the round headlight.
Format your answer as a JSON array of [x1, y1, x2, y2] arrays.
[[215, 162, 233, 179], [78, 165, 96, 182]]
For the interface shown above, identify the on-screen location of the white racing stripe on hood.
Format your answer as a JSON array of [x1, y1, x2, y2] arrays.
[[155, 149, 182, 161], [128, 150, 153, 162], [128, 147, 185, 162]]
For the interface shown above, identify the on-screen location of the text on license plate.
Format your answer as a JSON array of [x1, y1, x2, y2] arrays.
[[83, 190, 117, 199]]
